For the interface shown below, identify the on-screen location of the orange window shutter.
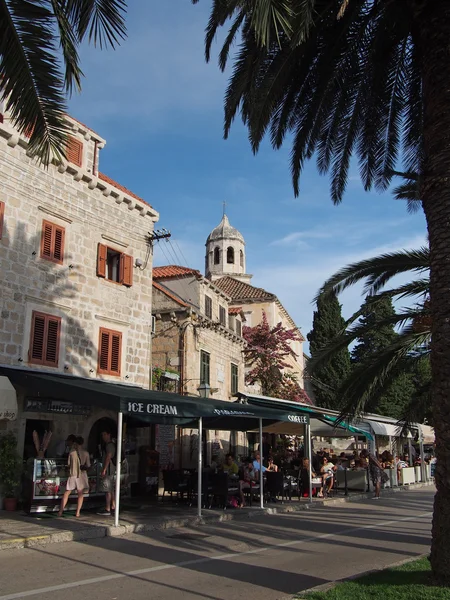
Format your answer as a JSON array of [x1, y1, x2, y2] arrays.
[[53, 226, 65, 263], [45, 318, 61, 366], [110, 332, 122, 375], [98, 329, 111, 373], [41, 221, 54, 259], [30, 312, 46, 364], [122, 254, 133, 287], [97, 243, 107, 278], [0, 201, 4, 240], [66, 137, 83, 167]]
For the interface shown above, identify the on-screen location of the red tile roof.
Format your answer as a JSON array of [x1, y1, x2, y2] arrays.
[[152, 281, 188, 307], [214, 277, 275, 301], [153, 265, 202, 279], [98, 172, 153, 208], [228, 306, 243, 315]]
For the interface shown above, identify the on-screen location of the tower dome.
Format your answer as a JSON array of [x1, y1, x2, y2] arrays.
[[205, 214, 252, 283]]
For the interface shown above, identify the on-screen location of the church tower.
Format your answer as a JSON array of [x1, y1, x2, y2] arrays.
[[205, 214, 252, 283]]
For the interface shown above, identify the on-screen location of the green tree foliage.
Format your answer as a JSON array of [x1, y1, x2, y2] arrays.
[[307, 291, 351, 409]]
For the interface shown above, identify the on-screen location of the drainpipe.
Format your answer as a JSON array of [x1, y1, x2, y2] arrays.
[[92, 140, 98, 176]]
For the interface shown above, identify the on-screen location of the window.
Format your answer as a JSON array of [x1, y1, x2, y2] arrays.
[[97, 243, 133, 287], [214, 247, 220, 265], [200, 350, 210, 385], [205, 295, 212, 319], [0, 201, 4, 239], [236, 320, 242, 337], [240, 250, 244, 268], [98, 328, 122, 376], [29, 311, 61, 367], [231, 364, 239, 395], [66, 136, 83, 167], [219, 306, 226, 326], [227, 246, 235, 264], [40, 220, 65, 264]]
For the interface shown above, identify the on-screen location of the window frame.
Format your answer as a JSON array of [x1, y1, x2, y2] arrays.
[[97, 243, 133, 287], [97, 327, 122, 376], [29, 311, 61, 367], [200, 350, 210, 385], [205, 295, 212, 319], [231, 363, 239, 396], [213, 247, 220, 265], [40, 220, 65, 264], [219, 305, 227, 327]]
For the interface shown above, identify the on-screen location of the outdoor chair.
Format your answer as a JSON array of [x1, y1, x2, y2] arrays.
[[210, 472, 240, 509], [189, 470, 214, 508], [161, 469, 189, 501], [265, 471, 291, 503]]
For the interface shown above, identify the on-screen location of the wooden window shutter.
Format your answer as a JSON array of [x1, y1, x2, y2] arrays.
[[66, 136, 83, 167], [41, 221, 53, 259], [30, 313, 46, 363], [98, 328, 122, 376], [45, 318, 61, 365], [30, 312, 61, 367], [53, 226, 65, 262], [110, 332, 122, 374], [122, 254, 133, 287], [98, 329, 110, 373], [0, 201, 4, 239], [97, 243, 107, 278]]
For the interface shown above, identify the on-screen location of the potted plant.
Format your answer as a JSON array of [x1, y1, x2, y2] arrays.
[[0, 432, 21, 511]]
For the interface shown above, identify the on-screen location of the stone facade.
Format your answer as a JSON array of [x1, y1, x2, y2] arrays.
[[0, 110, 159, 464], [152, 271, 249, 465]]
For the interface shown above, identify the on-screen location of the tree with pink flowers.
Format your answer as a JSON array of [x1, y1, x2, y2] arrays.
[[243, 312, 312, 405]]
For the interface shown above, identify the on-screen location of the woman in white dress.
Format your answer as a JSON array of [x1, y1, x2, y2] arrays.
[[58, 436, 90, 517]]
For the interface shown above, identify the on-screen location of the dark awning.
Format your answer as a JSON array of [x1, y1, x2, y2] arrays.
[[0, 367, 307, 427]]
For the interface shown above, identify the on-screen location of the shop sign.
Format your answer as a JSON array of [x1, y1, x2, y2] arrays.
[[127, 402, 178, 415], [288, 414, 308, 423], [25, 397, 91, 416]]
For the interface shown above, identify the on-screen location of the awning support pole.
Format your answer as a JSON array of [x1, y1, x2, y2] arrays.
[[259, 418, 264, 509], [197, 417, 202, 518], [306, 422, 312, 504], [419, 428, 426, 482], [114, 411, 123, 528]]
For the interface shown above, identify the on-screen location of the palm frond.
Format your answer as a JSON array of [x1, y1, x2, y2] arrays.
[[316, 246, 429, 300], [64, 0, 126, 49], [336, 327, 431, 423], [50, 0, 83, 94], [0, 0, 69, 163]]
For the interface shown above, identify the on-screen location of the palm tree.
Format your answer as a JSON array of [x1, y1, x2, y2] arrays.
[[307, 247, 431, 424], [0, 0, 126, 163], [192, 1, 450, 580]]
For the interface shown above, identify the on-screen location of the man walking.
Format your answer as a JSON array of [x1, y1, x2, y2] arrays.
[[97, 429, 116, 516]]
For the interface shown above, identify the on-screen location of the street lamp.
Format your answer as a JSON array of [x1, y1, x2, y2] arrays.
[[197, 383, 211, 399]]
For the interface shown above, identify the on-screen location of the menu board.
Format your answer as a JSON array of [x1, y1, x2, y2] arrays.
[[156, 424, 176, 468]]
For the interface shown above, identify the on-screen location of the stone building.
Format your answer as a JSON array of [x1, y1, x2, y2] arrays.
[[205, 214, 305, 389], [151, 266, 247, 465], [0, 106, 159, 466]]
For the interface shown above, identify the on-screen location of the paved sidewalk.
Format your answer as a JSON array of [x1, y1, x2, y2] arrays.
[[0, 481, 433, 550]]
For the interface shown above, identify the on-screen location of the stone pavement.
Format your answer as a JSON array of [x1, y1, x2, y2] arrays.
[[0, 481, 433, 551]]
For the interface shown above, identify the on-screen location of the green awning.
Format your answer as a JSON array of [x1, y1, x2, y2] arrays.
[[0, 367, 307, 427], [236, 393, 373, 440]]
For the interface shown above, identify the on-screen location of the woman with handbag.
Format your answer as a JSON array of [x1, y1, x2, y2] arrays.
[[58, 436, 90, 517]]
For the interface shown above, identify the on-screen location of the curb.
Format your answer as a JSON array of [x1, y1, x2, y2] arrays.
[[293, 553, 430, 598], [0, 481, 434, 550]]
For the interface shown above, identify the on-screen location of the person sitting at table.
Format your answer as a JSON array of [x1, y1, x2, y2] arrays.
[[253, 452, 267, 472], [222, 453, 239, 476], [299, 457, 317, 497], [318, 457, 335, 497], [266, 457, 278, 472], [239, 462, 257, 507]]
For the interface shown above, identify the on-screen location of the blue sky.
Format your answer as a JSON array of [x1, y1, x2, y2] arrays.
[[69, 0, 427, 349]]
